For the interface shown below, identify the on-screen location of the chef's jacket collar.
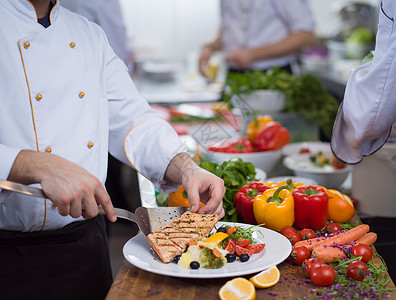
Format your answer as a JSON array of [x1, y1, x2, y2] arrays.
[[8, 0, 59, 25]]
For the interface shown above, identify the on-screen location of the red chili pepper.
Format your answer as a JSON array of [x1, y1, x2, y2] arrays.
[[234, 182, 270, 224], [292, 186, 328, 230], [254, 121, 290, 151]]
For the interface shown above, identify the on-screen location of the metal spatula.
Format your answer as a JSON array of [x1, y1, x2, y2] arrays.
[[0, 179, 189, 236]]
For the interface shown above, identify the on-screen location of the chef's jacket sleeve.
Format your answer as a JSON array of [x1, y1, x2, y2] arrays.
[[103, 38, 185, 193], [0, 145, 21, 181], [273, 0, 315, 33], [331, 1, 396, 164]]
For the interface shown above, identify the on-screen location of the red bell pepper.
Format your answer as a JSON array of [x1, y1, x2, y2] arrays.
[[234, 182, 269, 224], [292, 186, 328, 230], [255, 121, 290, 151], [208, 138, 254, 153]]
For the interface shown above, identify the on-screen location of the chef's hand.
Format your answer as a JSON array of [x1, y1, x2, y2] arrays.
[[164, 153, 225, 218], [7, 150, 117, 222], [226, 48, 255, 70]]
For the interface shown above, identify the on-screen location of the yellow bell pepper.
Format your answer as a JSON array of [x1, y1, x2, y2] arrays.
[[246, 113, 273, 143], [253, 184, 295, 231], [262, 179, 306, 191]]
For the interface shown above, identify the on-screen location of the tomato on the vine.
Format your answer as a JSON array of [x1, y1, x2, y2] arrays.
[[280, 226, 298, 236], [347, 260, 368, 281], [351, 244, 373, 263], [310, 264, 335, 286], [325, 222, 343, 234], [283, 231, 301, 246], [299, 228, 316, 240], [290, 246, 311, 265], [303, 258, 325, 277]]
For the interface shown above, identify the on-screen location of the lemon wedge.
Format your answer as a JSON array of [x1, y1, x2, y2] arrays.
[[219, 277, 256, 300], [249, 265, 280, 288], [205, 232, 228, 244]]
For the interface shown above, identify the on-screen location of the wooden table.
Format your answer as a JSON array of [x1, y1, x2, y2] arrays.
[[106, 244, 396, 299]]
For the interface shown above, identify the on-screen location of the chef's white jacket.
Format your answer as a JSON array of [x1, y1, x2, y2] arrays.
[[60, 0, 134, 73], [220, 0, 315, 71], [0, 0, 185, 231], [331, 0, 396, 164]]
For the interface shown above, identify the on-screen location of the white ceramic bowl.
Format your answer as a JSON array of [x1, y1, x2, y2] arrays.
[[283, 153, 352, 189], [235, 90, 286, 114], [201, 148, 282, 174]]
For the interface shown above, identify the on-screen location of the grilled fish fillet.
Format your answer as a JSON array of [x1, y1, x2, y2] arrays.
[[147, 211, 219, 263]]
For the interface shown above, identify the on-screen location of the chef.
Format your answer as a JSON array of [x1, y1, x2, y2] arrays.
[[0, 1, 225, 299], [331, 0, 396, 163], [199, 0, 315, 76]]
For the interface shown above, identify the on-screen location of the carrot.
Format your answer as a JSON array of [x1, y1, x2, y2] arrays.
[[355, 232, 377, 246], [311, 230, 376, 263], [293, 236, 328, 252], [312, 246, 346, 263], [314, 224, 369, 249]]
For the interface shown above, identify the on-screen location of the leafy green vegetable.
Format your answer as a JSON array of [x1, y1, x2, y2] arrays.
[[222, 67, 340, 139], [218, 224, 264, 247], [199, 158, 257, 221]]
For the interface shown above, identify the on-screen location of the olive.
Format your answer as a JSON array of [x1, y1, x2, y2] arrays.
[[239, 253, 250, 262], [217, 227, 227, 233], [190, 261, 200, 269], [173, 255, 181, 263], [225, 253, 236, 263]]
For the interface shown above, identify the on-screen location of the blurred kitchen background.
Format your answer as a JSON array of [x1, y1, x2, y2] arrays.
[[121, 0, 378, 93], [87, 0, 396, 282]]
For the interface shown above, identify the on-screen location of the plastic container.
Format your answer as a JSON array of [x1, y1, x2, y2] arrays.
[[352, 143, 396, 217]]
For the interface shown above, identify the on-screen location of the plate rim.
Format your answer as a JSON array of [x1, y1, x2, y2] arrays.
[[122, 221, 292, 279]]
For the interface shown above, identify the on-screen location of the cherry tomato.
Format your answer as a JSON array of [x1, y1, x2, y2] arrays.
[[236, 238, 250, 248], [325, 222, 343, 234], [283, 231, 301, 246], [246, 243, 265, 255], [235, 245, 250, 256], [351, 244, 373, 263], [347, 260, 368, 281], [303, 258, 325, 277], [224, 238, 236, 254], [310, 264, 335, 286], [299, 228, 316, 240], [290, 246, 311, 265], [280, 226, 298, 236]]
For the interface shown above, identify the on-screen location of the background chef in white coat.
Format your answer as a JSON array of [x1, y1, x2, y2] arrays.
[[199, 0, 315, 76], [0, 1, 225, 299], [331, 0, 396, 163]]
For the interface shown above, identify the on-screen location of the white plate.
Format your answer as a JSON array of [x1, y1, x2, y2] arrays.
[[123, 221, 292, 279], [282, 142, 331, 157]]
